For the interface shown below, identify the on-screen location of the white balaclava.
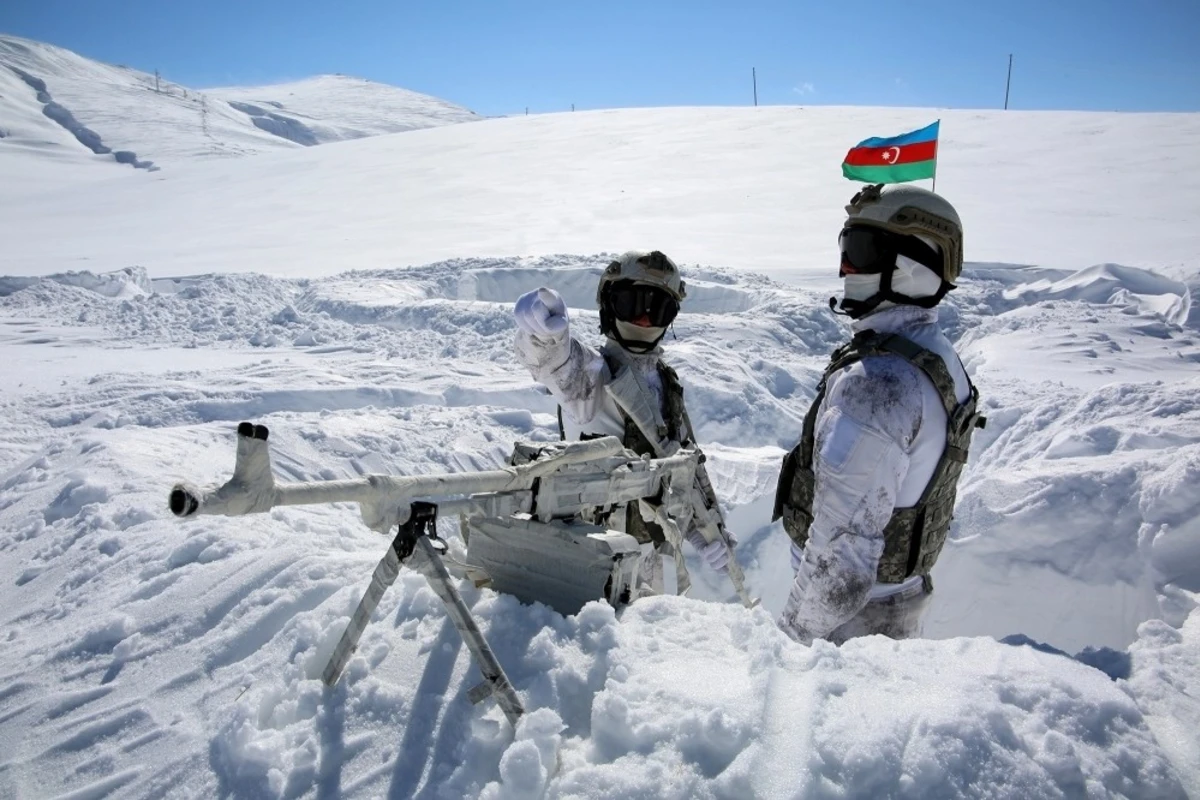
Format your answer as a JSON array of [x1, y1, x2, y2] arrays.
[[841, 235, 944, 315], [612, 317, 667, 350]]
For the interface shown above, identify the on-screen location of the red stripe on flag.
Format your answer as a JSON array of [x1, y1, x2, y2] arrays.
[[843, 140, 937, 167]]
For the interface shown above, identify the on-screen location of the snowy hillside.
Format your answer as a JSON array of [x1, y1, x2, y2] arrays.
[[1, 98, 1198, 797], [2, 103, 1198, 285], [0, 33, 478, 173]]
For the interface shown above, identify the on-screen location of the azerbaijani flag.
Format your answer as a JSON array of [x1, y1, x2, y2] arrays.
[[841, 121, 939, 183]]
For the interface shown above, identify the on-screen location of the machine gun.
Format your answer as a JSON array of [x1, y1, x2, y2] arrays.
[[169, 422, 754, 725]]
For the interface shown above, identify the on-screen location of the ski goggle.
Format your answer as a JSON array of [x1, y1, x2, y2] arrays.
[[839, 225, 941, 278], [606, 280, 681, 327]]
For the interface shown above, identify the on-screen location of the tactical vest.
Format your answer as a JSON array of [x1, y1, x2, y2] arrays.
[[772, 331, 986, 584], [558, 354, 689, 545]]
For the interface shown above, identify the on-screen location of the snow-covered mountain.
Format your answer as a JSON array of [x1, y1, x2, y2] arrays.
[[210, 75, 482, 146], [0, 33, 479, 173], [0, 63, 1198, 797]]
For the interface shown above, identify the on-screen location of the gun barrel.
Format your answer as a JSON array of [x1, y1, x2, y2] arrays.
[[171, 431, 632, 520], [271, 470, 529, 508]]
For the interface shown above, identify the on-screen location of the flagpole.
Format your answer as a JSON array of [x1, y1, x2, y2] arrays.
[[931, 118, 940, 193]]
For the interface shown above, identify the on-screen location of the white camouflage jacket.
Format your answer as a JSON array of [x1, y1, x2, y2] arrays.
[[514, 311, 722, 555], [515, 323, 670, 442], [779, 305, 971, 643]]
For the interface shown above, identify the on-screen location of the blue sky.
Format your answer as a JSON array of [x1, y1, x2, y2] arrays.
[[3, 0, 1198, 116]]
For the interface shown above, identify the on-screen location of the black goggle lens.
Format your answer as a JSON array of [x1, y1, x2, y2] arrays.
[[839, 226, 897, 276], [839, 226, 943, 278], [607, 281, 680, 327]]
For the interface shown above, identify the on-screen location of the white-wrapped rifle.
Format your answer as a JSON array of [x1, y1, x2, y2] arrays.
[[169, 421, 751, 726], [604, 369, 756, 609]]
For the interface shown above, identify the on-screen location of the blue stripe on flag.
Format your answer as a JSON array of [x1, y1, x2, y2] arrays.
[[855, 121, 939, 148]]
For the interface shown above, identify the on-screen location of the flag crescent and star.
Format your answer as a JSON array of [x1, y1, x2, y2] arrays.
[[841, 121, 939, 183]]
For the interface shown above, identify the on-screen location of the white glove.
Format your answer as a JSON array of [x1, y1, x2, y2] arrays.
[[790, 541, 804, 572], [514, 287, 569, 337], [687, 530, 736, 574]]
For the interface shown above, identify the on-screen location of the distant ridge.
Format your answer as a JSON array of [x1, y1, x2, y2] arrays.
[[0, 33, 479, 170], [210, 74, 482, 145]]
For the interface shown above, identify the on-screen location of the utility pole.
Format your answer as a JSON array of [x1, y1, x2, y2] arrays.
[[1004, 54, 1013, 110], [155, 69, 160, 93], [752, 67, 758, 106]]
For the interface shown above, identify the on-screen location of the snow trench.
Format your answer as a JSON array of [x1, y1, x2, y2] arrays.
[[454, 264, 759, 314], [0, 267, 151, 299], [7, 66, 157, 171]]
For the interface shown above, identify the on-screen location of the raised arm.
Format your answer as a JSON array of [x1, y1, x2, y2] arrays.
[[513, 287, 609, 426]]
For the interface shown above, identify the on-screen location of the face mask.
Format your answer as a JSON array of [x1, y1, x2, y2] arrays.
[[612, 319, 666, 352], [890, 255, 944, 299], [842, 273, 881, 303]]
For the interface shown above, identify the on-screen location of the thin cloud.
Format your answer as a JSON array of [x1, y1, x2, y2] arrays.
[[793, 82, 816, 96]]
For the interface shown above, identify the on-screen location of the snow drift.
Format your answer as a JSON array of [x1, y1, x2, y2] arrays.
[[0, 254, 1196, 797]]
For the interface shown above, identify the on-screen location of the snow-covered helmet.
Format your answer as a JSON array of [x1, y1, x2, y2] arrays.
[[596, 250, 687, 353], [834, 184, 964, 318]]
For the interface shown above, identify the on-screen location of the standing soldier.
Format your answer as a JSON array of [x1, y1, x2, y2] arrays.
[[774, 184, 986, 644]]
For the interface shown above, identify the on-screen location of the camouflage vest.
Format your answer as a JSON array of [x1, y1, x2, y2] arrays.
[[772, 331, 986, 583], [558, 355, 688, 545]]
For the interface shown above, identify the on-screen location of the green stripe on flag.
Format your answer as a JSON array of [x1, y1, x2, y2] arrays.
[[842, 161, 936, 183]]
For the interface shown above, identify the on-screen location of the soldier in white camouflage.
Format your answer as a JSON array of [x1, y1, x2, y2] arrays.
[[773, 184, 986, 645], [513, 251, 738, 594]]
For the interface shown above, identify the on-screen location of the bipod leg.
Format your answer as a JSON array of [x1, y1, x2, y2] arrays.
[[410, 535, 524, 726], [323, 502, 524, 726], [322, 502, 436, 687], [323, 542, 401, 684]]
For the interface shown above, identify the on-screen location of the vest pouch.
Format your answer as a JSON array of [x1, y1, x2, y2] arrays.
[[773, 442, 816, 548]]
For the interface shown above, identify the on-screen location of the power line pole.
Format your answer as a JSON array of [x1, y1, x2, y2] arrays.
[[1004, 54, 1013, 110], [155, 69, 160, 93], [752, 67, 758, 106]]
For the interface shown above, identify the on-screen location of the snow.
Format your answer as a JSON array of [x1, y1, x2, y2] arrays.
[[1, 35, 1199, 800]]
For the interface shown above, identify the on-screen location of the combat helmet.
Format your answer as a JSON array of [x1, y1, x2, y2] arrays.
[[836, 184, 964, 318], [596, 250, 687, 353]]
